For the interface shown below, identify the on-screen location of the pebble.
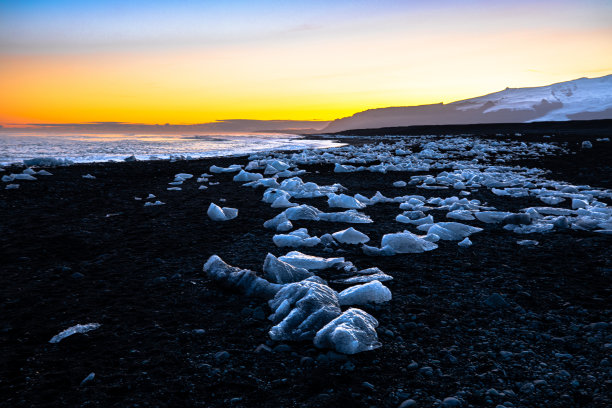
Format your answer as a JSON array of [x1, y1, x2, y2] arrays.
[[80, 372, 95, 386], [485, 293, 509, 308], [398, 399, 416, 408], [214, 351, 230, 362], [441, 397, 461, 407]]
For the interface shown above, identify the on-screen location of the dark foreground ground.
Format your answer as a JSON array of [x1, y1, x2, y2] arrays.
[[1, 127, 611, 407]]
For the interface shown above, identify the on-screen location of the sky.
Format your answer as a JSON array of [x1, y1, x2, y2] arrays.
[[1, 0, 611, 126]]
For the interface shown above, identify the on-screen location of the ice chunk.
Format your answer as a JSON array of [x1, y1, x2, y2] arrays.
[[420, 222, 482, 241], [144, 200, 165, 206], [264, 212, 293, 232], [278, 251, 344, 270], [262, 188, 292, 204], [396, 214, 433, 225], [233, 170, 263, 182], [474, 211, 512, 223], [263, 253, 313, 284], [517, 239, 539, 246], [338, 280, 392, 306], [273, 228, 321, 247], [210, 164, 242, 173], [82, 174, 96, 179], [572, 198, 589, 209], [539, 196, 565, 205], [313, 308, 381, 354], [37, 170, 52, 176], [207, 203, 238, 221], [381, 231, 438, 253], [9, 173, 36, 181], [393, 181, 407, 187], [362, 244, 397, 256], [334, 270, 393, 284], [284, 204, 322, 221], [458, 237, 472, 247], [49, 323, 101, 344], [447, 210, 475, 221], [318, 210, 372, 223], [582, 140, 592, 149], [332, 227, 370, 244], [5, 184, 19, 190], [268, 278, 341, 341], [174, 173, 193, 181], [271, 195, 297, 208], [327, 193, 366, 209], [203, 255, 281, 298]]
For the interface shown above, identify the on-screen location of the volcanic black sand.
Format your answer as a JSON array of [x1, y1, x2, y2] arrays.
[[1, 127, 611, 407]]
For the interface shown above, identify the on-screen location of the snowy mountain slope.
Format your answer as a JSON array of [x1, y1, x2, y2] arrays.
[[453, 75, 612, 121], [323, 75, 612, 132]]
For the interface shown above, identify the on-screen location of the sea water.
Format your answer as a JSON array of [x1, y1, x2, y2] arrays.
[[0, 132, 343, 166]]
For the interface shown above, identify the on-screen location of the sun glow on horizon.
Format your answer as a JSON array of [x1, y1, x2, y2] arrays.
[[1, 0, 611, 126]]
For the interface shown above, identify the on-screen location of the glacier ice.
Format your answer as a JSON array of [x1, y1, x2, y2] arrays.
[[381, 231, 439, 253], [49, 323, 101, 344], [278, 251, 344, 270], [313, 308, 381, 355], [233, 170, 263, 182], [203, 255, 281, 298], [327, 193, 367, 209], [338, 280, 392, 306], [268, 277, 341, 341], [207, 203, 238, 221], [263, 253, 313, 284], [332, 227, 370, 244], [273, 228, 321, 248], [418, 222, 482, 241]]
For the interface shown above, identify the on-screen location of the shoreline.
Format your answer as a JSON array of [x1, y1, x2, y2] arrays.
[[1, 124, 611, 407]]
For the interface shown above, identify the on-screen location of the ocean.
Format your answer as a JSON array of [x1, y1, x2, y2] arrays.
[[0, 132, 343, 166]]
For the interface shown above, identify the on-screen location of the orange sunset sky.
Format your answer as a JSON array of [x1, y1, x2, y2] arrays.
[[1, 0, 611, 126]]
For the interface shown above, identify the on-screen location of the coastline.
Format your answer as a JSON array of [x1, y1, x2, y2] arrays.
[[1, 125, 611, 407]]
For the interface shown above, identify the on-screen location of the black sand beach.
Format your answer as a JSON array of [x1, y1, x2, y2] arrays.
[[1, 125, 611, 407]]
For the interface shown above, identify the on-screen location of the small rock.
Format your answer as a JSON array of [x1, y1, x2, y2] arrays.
[[71, 272, 84, 279], [214, 351, 230, 362], [484, 293, 509, 308], [398, 399, 417, 408], [362, 381, 375, 391], [442, 397, 461, 407], [273, 344, 292, 353]]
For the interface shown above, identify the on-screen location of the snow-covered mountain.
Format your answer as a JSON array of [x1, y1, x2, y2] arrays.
[[323, 75, 612, 133]]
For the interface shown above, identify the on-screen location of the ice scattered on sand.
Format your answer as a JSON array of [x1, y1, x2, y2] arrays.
[[332, 227, 370, 244], [418, 222, 483, 241], [338, 280, 392, 306], [263, 253, 313, 284], [313, 308, 381, 355], [474, 211, 512, 223], [278, 251, 344, 270], [273, 228, 321, 248], [207, 203, 238, 221], [268, 277, 341, 341], [203, 255, 281, 298], [334, 269, 393, 284], [327, 193, 367, 209], [10, 173, 37, 181], [49, 323, 101, 344], [380, 231, 438, 253], [458, 237, 472, 247], [234, 170, 263, 182], [210, 164, 242, 173]]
